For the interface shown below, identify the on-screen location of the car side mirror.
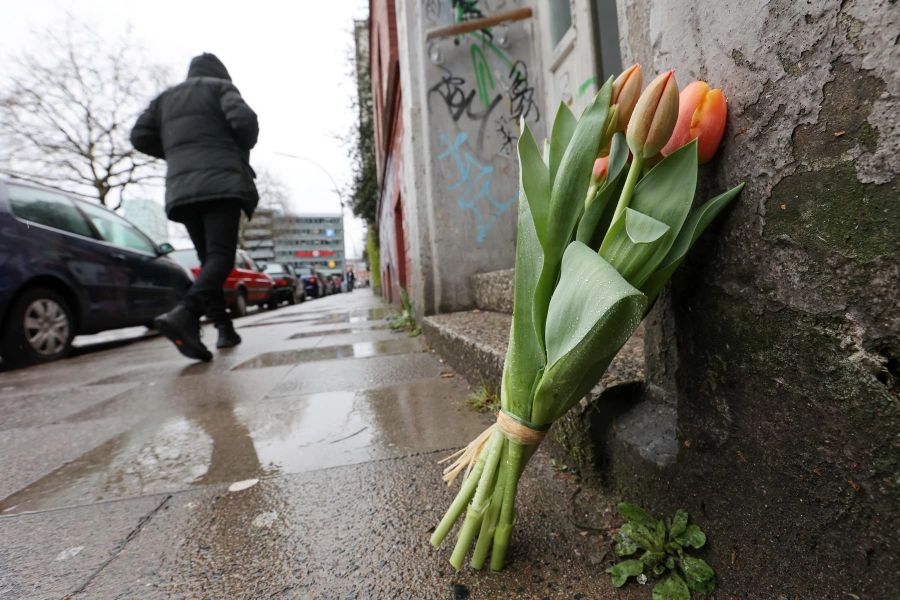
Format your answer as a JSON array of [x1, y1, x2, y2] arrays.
[[157, 242, 175, 256]]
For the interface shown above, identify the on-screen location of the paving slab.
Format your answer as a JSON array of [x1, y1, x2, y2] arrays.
[[80, 453, 641, 600], [0, 494, 168, 599]]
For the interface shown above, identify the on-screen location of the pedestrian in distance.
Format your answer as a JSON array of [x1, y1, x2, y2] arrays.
[[131, 53, 259, 361]]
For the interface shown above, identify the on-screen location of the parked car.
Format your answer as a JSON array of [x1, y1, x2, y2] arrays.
[[170, 248, 275, 317], [295, 267, 325, 299], [263, 263, 304, 306], [0, 179, 193, 365], [327, 274, 343, 294]]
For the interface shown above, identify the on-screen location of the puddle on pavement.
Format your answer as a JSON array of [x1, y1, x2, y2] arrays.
[[239, 308, 388, 329], [0, 378, 484, 515], [286, 325, 388, 340], [231, 337, 423, 370]]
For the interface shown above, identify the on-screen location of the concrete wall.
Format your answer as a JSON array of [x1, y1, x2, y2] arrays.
[[605, 0, 899, 595], [381, 0, 545, 315]]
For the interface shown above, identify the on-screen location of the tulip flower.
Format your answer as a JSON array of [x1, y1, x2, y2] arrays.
[[592, 156, 609, 183], [611, 64, 642, 132], [626, 70, 679, 160], [661, 81, 727, 163]]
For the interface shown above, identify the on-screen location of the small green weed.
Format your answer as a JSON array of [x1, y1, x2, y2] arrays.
[[607, 502, 715, 599], [388, 289, 421, 337], [464, 383, 499, 413]]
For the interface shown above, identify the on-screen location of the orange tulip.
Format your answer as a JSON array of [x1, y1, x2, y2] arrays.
[[625, 70, 679, 159], [661, 81, 727, 163], [592, 156, 609, 184], [611, 64, 642, 132]]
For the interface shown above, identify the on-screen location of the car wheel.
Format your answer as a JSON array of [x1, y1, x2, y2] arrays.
[[1, 287, 74, 365], [267, 299, 279, 310], [288, 289, 297, 305], [231, 290, 249, 318]]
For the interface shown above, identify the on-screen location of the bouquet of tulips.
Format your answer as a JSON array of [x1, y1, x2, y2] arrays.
[[430, 65, 744, 571]]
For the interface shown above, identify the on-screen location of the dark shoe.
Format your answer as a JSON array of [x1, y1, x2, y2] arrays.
[[216, 323, 242, 349], [153, 306, 213, 362]]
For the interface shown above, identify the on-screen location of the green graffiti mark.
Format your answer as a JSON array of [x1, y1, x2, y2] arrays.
[[577, 76, 598, 98], [471, 45, 495, 108]]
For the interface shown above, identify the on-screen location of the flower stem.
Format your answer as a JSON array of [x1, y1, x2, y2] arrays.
[[470, 440, 509, 569], [608, 153, 643, 227], [431, 440, 491, 548], [449, 431, 505, 570], [491, 440, 525, 570]]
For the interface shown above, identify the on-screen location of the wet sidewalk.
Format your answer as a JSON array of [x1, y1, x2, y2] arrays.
[[0, 291, 636, 599]]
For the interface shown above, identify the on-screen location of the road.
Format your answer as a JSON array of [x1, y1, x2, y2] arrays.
[[0, 290, 635, 599]]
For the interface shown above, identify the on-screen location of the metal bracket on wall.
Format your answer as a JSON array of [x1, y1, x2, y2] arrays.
[[424, 8, 534, 41]]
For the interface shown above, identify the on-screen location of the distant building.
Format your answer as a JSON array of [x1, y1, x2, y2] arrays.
[[243, 208, 277, 264], [274, 213, 344, 275], [122, 198, 168, 243]]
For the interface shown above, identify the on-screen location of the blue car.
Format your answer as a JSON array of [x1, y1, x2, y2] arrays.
[[0, 180, 193, 365]]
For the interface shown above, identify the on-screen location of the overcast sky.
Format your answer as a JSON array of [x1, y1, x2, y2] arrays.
[[0, 0, 370, 258]]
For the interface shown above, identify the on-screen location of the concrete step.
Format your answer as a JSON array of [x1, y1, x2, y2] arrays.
[[471, 269, 513, 314], [423, 308, 650, 476], [422, 310, 510, 389]]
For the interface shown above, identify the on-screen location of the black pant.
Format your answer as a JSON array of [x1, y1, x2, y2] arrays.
[[180, 203, 241, 326]]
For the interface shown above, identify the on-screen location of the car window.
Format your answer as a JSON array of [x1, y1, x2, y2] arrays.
[[264, 264, 286, 275], [7, 184, 95, 238], [77, 201, 157, 254]]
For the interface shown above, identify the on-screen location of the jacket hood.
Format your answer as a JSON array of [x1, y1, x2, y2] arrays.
[[187, 53, 231, 80]]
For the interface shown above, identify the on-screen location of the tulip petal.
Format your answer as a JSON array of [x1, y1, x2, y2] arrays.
[[661, 81, 708, 157], [691, 89, 727, 164]]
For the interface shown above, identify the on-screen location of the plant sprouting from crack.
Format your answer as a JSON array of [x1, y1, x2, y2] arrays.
[[388, 289, 421, 337], [465, 382, 500, 413], [607, 502, 715, 599]]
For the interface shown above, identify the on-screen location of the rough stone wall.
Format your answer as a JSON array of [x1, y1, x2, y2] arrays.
[[611, 0, 899, 595]]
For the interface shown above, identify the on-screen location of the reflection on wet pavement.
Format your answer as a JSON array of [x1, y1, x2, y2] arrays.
[[0, 378, 485, 515], [231, 338, 424, 370], [287, 326, 388, 339]]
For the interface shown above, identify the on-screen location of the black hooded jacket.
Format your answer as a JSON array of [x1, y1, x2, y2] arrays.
[[131, 53, 259, 221]]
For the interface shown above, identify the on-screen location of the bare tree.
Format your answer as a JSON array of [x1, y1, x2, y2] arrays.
[[0, 17, 170, 208], [253, 166, 292, 212]]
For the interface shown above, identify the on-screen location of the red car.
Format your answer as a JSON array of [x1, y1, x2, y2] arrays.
[[170, 248, 275, 317]]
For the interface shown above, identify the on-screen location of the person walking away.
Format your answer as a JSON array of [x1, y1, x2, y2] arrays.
[[345, 267, 355, 292], [131, 53, 258, 361]]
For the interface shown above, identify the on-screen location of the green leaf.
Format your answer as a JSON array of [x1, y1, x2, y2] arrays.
[[680, 555, 716, 593], [599, 208, 671, 287], [665, 556, 676, 570], [655, 520, 668, 547], [620, 522, 657, 550], [549, 102, 577, 186], [640, 182, 744, 301], [501, 191, 547, 419], [617, 502, 657, 530], [532, 242, 646, 423], [614, 534, 639, 556], [674, 524, 706, 549], [605, 132, 629, 186], [574, 162, 627, 246], [652, 573, 690, 600], [640, 550, 664, 569], [517, 123, 550, 245], [532, 78, 615, 353], [626, 209, 670, 243], [670, 510, 689, 537], [607, 559, 644, 588], [601, 140, 699, 287]]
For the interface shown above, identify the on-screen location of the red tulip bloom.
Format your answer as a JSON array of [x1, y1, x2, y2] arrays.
[[661, 81, 727, 164]]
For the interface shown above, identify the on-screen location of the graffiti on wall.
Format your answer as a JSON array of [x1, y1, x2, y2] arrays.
[[437, 131, 517, 244], [426, 0, 539, 243]]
